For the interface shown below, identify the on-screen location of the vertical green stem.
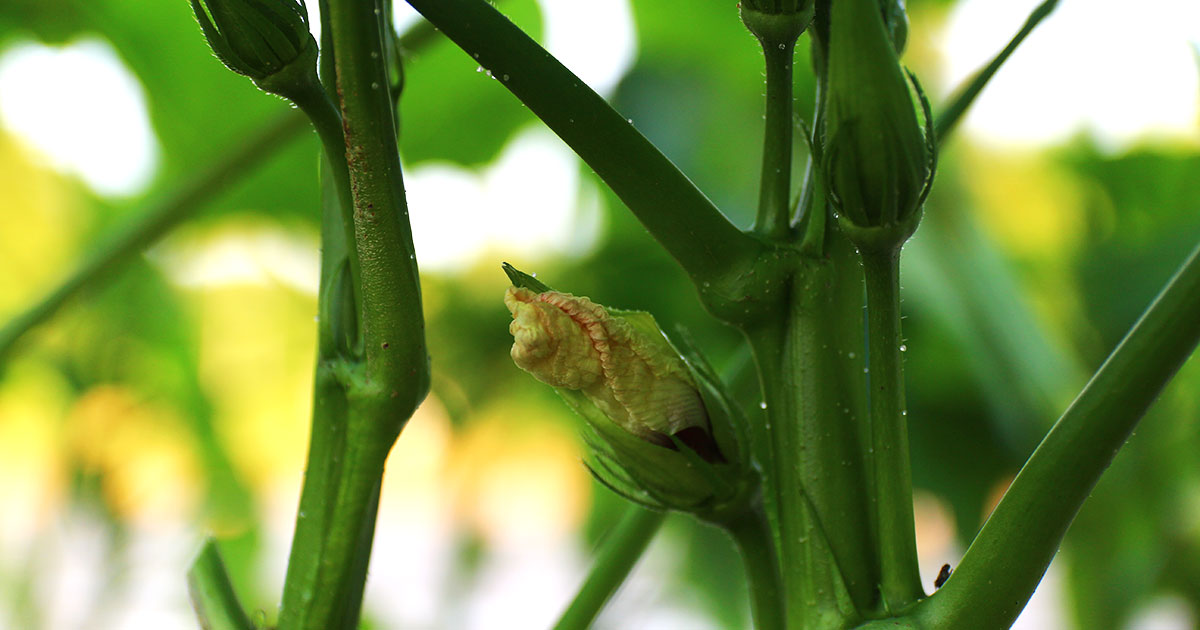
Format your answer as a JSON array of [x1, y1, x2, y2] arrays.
[[860, 248, 922, 610], [303, 421, 392, 628], [553, 507, 666, 630], [751, 324, 841, 629], [277, 367, 349, 630], [331, 0, 429, 408], [725, 507, 785, 630], [330, 0, 428, 412], [289, 86, 361, 298], [795, 82, 827, 255], [277, 0, 428, 627], [276, 52, 361, 630], [329, 479, 383, 627], [755, 39, 797, 239], [747, 258, 878, 627]]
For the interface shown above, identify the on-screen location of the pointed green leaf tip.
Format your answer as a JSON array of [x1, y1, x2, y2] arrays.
[[823, 0, 934, 249], [501, 265, 755, 519], [501, 261, 552, 293], [190, 0, 320, 98]]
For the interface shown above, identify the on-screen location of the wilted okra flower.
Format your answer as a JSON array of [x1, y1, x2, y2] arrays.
[[502, 264, 754, 520], [822, 0, 935, 251]]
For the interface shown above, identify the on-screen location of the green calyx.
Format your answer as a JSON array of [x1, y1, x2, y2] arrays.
[[822, 0, 934, 248], [740, 0, 815, 17], [501, 264, 755, 521], [190, 0, 320, 99], [740, 2, 814, 47], [877, 0, 910, 54]]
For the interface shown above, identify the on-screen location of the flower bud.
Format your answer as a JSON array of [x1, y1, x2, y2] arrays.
[[740, 0, 815, 48], [822, 0, 934, 250], [190, 0, 319, 99], [502, 265, 754, 519], [740, 0, 814, 17], [879, 0, 910, 54]]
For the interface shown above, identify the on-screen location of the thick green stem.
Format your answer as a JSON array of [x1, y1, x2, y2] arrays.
[[913, 242, 1200, 629], [860, 248, 922, 610], [276, 1, 428, 628], [553, 507, 666, 630], [301, 411, 392, 629], [747, 257, 878, 627], [329, 0, 428, 414], [750, 324, 842, 629], [0, 111, 307, 366], [329, 479, 383, 627], [726, 506, 785, 630], [277, 366, 350, 630], [755, 39, 797, 240]]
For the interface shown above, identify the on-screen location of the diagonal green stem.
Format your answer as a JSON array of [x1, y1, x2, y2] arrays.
[[860, 248, 922, 611], [188, 539, 254, 630], [402, 0, 760, 287], [554, 506, 666, 630], [934, 0, 1060, 144], [0, 111, 307, 366], [913, 242, 1200, 629], [0, 16, 447, 369]]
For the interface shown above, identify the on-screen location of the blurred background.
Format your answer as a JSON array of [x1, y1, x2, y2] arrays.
[[1, 0, 1199, 628]]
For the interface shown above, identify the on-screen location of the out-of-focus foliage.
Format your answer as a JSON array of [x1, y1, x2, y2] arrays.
[[1, 0, 1198, 628]]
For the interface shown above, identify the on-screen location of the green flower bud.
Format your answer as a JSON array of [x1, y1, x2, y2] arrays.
[[740, 0, 815, 47], [190, 0, 319, 100], [822, 0, 934, 250], [878, 0, 909, 54], [502, 265, 754, 520], [740, 0, 815, 16]]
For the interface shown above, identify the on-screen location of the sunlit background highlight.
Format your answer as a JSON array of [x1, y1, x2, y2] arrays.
[[1, 0, 1199, 628]]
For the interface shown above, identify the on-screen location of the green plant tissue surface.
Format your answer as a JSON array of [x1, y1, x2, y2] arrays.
[[399, 0, 543, 166]]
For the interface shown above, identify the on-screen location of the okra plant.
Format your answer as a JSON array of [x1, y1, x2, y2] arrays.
[[1, 0, 1198, 628]]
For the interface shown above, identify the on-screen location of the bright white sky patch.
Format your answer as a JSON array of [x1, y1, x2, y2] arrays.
[[391, 0, 634, 271], [539, 0, 636, 96], [394, 0, 637, 97], [405, 126, 602, 272], [0, 38, 158, 197], [940, 0, 1200, 150], [151, 224, 321, 294]]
